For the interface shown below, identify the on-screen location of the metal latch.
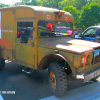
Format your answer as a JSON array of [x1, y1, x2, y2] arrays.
[[15, 42, 17, 45]]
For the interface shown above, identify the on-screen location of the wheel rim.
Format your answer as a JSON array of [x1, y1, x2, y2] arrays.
[[50, 71, 56, 89]]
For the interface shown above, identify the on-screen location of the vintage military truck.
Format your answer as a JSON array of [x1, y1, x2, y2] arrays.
[[0, 5, 100, 97]]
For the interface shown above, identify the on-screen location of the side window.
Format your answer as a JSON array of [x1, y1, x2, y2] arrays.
[[97, 28, 100, 36], [84, 28, 96, 37], [17, 22, 33, 40]]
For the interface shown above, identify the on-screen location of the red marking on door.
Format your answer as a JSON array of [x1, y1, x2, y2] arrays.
[[0, 38, 12, 47], [3, 39, 12, 47]]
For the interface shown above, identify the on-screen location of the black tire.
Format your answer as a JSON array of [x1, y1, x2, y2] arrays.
[[0, 58, 5, 70], [48, 62, 67, 97]]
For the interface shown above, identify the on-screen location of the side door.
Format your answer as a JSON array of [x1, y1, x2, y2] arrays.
[[83, 28, 97, 41], [15, 20, 35, 68]]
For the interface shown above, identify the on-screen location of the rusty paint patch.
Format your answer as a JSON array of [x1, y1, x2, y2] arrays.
[[45, 42, 55, 46], [0, 38, 12, 47], [46, 42, 52, 46], [54, 41, 57, 42], [64, 43, 72, 46], [3, 39, 12, 47], [40, 12, 43, 15]]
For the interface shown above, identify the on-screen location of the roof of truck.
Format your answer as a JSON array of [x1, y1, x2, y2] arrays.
[[0, 5, 73, 18], [0, 5, 64, 12]]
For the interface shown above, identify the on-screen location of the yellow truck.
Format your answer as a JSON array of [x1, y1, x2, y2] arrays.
[[0, 5, 100, 97]]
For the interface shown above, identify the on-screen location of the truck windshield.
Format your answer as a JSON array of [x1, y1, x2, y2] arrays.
[[38, 20, 73, 37]]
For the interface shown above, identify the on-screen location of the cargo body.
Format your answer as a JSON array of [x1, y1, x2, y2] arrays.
[[0, 5, 100, 97]]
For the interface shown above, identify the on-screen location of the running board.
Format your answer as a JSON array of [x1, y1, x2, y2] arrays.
[[22, 67, 34, 74]]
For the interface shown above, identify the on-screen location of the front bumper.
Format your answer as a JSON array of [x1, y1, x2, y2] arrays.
[[84, 67, 100, 82]]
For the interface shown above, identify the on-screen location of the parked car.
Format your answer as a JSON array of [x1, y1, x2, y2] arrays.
[[75, 26, 100, 42]]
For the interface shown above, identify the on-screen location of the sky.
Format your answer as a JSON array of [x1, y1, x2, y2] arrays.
[[0, 0, 21, 5]]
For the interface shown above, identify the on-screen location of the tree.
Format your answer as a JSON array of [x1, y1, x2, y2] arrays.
[[63, 6, 80, 28], [13, 2, 21, 6], [59, 0, 75, 10], [74, 0, 89, 10], [89, 0, 100, 5], [59, 0, 89, 10], [0, 3, 10, 7], [80, 3, 100, 28], [20, 0, 62, 8], [40, 0, 62, 9], [30, 0, 37, 6], [20, 0, 30, 5]]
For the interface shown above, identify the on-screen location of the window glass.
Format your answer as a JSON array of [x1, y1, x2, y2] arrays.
[[97, 28, 100, 36], [17, 22, 33, 40], [38, 20, 73, 37], [84, 28, 96, 37]]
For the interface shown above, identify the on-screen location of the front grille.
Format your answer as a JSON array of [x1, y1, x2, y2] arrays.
[[94, 49, 100, 64]]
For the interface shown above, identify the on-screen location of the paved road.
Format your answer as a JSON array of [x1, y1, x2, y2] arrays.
[[40, 78, 100, 100], [0, 61, 100, 100]]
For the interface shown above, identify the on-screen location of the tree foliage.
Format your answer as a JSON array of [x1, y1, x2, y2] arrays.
[[80, 3, 100, 28], [20, 0, 30, 5], [63, 6, 80, 27], [39, 0, 62, 9], [59, 0, 88, 10], [0, 3, 10, 7], [89, 0, 100, 5]]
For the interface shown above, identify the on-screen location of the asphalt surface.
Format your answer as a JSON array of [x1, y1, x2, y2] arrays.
[[0, 61, 99, 100]]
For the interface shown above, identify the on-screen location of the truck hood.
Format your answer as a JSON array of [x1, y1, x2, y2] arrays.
[[39, 37, 100, 53]]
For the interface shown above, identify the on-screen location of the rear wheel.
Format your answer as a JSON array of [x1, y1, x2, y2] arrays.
[[0, 58, 5, 70], [48, 62, 67, 97]]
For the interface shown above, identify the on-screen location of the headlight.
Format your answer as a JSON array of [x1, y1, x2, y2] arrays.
[[78, 52, 93, 68], [82, 55, 90, 64], [78, 53, 91, 67], [82, 57, 86, 64]]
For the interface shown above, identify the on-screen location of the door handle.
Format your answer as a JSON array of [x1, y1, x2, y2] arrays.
[[25, 43, 34, 46]]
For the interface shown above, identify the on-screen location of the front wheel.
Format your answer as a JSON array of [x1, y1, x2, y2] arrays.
[[48, 62, 67, 97], [0, 58, 5, 70]]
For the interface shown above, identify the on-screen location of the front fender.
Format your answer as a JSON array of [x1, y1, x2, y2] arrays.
[[38, 53, 77, 75]]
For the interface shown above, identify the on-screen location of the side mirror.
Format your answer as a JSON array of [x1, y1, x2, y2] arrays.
[[20, 35, 28, 43], [79, 33, 84, 38], [79, 33, 82, 37]]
